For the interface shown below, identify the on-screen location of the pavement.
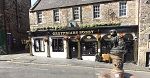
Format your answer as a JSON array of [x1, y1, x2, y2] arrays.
[[0, 53, 149, 72]]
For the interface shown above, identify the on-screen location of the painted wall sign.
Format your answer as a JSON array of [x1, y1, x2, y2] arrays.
[[52, 30, 94, 35]]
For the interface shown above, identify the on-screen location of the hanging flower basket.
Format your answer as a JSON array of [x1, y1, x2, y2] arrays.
[[64, 35, 69, 40], [119, 33, 125, 38], [75, 34, 80, 40]]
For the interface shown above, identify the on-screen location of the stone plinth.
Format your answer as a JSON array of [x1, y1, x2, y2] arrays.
[[110, 49, 126, 78]]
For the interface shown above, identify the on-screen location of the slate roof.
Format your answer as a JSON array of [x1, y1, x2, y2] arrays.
[[31, 0, 112, 11]]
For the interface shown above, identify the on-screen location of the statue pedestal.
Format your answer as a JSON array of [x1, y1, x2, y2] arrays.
[[110, 49, 126, 78]]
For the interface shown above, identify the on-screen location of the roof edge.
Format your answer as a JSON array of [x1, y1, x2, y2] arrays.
[[30, 0, 112, 12]]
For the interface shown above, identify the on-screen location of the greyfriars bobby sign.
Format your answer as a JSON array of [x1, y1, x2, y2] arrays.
[[52, 20, 95, 35], [52, 30, 94, 35]]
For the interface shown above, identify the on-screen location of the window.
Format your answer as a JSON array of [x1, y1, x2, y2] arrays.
[[81, 42, 97, 56], [93, 4, 100, 18], [37, 11, 42, 23], [34, 38, 45, 52], [73, 7, 80, 20], [119, 1, 127, 16], [52, 38, 64, 52], [53, 9, 59, 22]]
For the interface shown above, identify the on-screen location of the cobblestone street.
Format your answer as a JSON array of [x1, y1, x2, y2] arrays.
[[0, 53, 150, 78]]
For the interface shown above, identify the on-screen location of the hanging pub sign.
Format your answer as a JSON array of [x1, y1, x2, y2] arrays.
[[52, 30, 94, 35]]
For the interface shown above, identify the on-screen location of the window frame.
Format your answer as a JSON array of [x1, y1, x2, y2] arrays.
[[119, 1, 127, 17], [72, 6, 81, 21], [52, 37, 64, 52], [81, 41, 97, 56], [37, 11, 43, 24], [53, 9, 60, 22], [93, 4, 100, 19], [34, 38, 45, 52]]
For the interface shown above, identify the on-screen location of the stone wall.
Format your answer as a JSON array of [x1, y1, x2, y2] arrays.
[[138, 0, 150, 66], [0, 0, 4, 24], [30, 0, 138, 31], [0, 0, 4, 15], [17, 0, 31, 39], [4, 0, 31, 52]]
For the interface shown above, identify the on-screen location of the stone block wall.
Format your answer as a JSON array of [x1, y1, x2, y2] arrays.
[[30, 0, 138, 31], [0, 0, 4, 15], [0, 0, 4, 24], [138, 0, 150, 66], [4, 0, 31, 52]]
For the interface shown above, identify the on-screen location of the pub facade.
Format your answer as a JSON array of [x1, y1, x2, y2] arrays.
[[29, 0, 138, 63]]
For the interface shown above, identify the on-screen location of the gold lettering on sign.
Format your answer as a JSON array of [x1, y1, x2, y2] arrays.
[[52, 30, 94, 35]]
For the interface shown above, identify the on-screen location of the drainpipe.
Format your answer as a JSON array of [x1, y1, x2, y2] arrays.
[[137, 0, 140, 66]]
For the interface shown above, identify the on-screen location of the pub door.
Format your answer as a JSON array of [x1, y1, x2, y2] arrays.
[[69, 41, 78, 58]]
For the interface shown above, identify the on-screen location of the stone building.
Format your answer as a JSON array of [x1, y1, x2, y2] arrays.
[[0, 0, 31, 54], [0, 0, 6, 54], [139, 0, 150, 67], [29, 0, 150, 66]]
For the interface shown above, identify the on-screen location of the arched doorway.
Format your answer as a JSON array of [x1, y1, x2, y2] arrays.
[[123, 33, 134, 62], [100, 34, 112, 62], [101, 34, 112, 54], [81, 35, 97, 56]]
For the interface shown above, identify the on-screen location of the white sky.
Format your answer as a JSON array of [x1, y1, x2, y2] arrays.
[[31, 0, 37, 6]]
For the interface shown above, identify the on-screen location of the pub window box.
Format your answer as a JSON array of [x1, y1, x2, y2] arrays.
[[52, 38, 64, 52]]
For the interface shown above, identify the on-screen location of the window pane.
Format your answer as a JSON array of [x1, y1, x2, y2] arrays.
[[81, 42, 97, 56], [93, 4, 100, 18], [34, 40, 40, 52], [52, 38, 64, 52], [37, 11, 42, 23], [38, 18, 42, 23], [119, 1, 127, 16], [73, 7, 80, 20], [34, 39, 45, 52], [40, 40, 44, 52], [53, 9, 59, 22]]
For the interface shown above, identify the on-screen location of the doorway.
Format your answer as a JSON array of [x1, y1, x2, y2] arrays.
[[69, 41, 78, 58]]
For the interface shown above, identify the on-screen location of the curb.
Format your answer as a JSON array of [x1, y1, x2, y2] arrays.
[[0, 60, 11, 61]]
